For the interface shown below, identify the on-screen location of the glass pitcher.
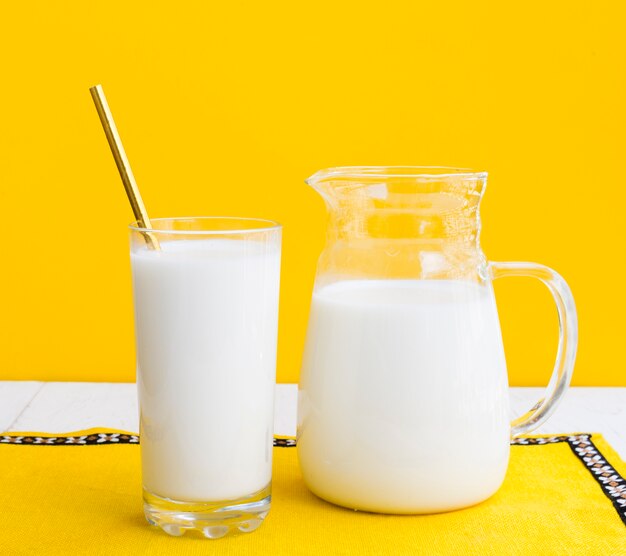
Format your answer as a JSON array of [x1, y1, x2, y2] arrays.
[[297, 167, 577, 514]]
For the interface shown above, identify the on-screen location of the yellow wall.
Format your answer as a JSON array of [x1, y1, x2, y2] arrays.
[[0, 1, 623, 386]]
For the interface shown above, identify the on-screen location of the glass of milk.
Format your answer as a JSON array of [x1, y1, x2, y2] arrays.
[[298, 167, 578, 514], [129, 217, 281, 538]]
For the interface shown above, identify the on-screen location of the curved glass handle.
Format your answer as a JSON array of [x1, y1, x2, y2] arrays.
[[489, 262, 578, 437]]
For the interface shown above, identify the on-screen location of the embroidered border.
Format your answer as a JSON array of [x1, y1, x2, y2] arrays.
[[566, 434, 626, 526], [1, 432, 623, 525], [512, 433, 626, 526], [274, 438, 296, 447], [0, 433, 295, 447], [511, 435, 572, 445], [0, 433, 139, 445]]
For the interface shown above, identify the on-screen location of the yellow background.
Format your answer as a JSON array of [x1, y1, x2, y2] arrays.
[[0, 1, 623, 386]]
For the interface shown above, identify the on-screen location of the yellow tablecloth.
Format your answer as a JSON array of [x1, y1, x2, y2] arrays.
[[0, 430, 624, 555]]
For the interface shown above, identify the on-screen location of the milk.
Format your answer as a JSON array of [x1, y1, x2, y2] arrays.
[[131, 239, 281, 502], [298, 279, 510, 514]]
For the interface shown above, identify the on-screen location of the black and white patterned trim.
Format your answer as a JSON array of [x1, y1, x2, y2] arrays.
[[0, 433, 139, 445], [1, 432, 623, 525], [511, 434, 571, 445], [273, 437, 297, 447], [566, 434, 626, 525], [0, 433, 295, 448], [512, 433, 626, 526]]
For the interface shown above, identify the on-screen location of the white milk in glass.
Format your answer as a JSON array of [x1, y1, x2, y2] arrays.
[[298, 279, 510, 514], [131, 239, 280, 502]]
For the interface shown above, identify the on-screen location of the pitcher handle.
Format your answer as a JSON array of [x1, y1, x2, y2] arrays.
[[489, 262, 578, 437]]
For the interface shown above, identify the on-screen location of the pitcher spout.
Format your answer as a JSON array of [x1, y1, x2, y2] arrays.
[[306, 166, 486, 198], [305, 166, 488, 240], [305, 166, 489, 283]]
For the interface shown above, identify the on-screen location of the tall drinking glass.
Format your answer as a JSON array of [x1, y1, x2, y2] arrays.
[[129, 217, 282, 539]]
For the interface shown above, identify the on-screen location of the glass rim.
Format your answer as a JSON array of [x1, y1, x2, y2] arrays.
[[306, 166, 488, 185], [129, 216, 282, 236]]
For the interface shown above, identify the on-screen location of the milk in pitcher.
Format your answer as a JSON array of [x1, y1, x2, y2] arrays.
[[298, 279, 510, 513]]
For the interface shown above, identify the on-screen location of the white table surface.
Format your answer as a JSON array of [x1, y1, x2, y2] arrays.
[[1, 382, 624, 460]]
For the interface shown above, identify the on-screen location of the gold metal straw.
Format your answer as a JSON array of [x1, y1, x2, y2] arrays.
[[89, 84, 160, 250]]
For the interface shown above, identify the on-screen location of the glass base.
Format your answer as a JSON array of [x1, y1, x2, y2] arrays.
[[143, 483, 271, 539]]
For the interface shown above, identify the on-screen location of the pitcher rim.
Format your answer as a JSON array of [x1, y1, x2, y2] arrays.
[[306, 166, 488, 185]]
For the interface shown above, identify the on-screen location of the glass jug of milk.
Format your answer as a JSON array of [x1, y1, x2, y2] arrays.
[[297, 167, 577, 514]]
